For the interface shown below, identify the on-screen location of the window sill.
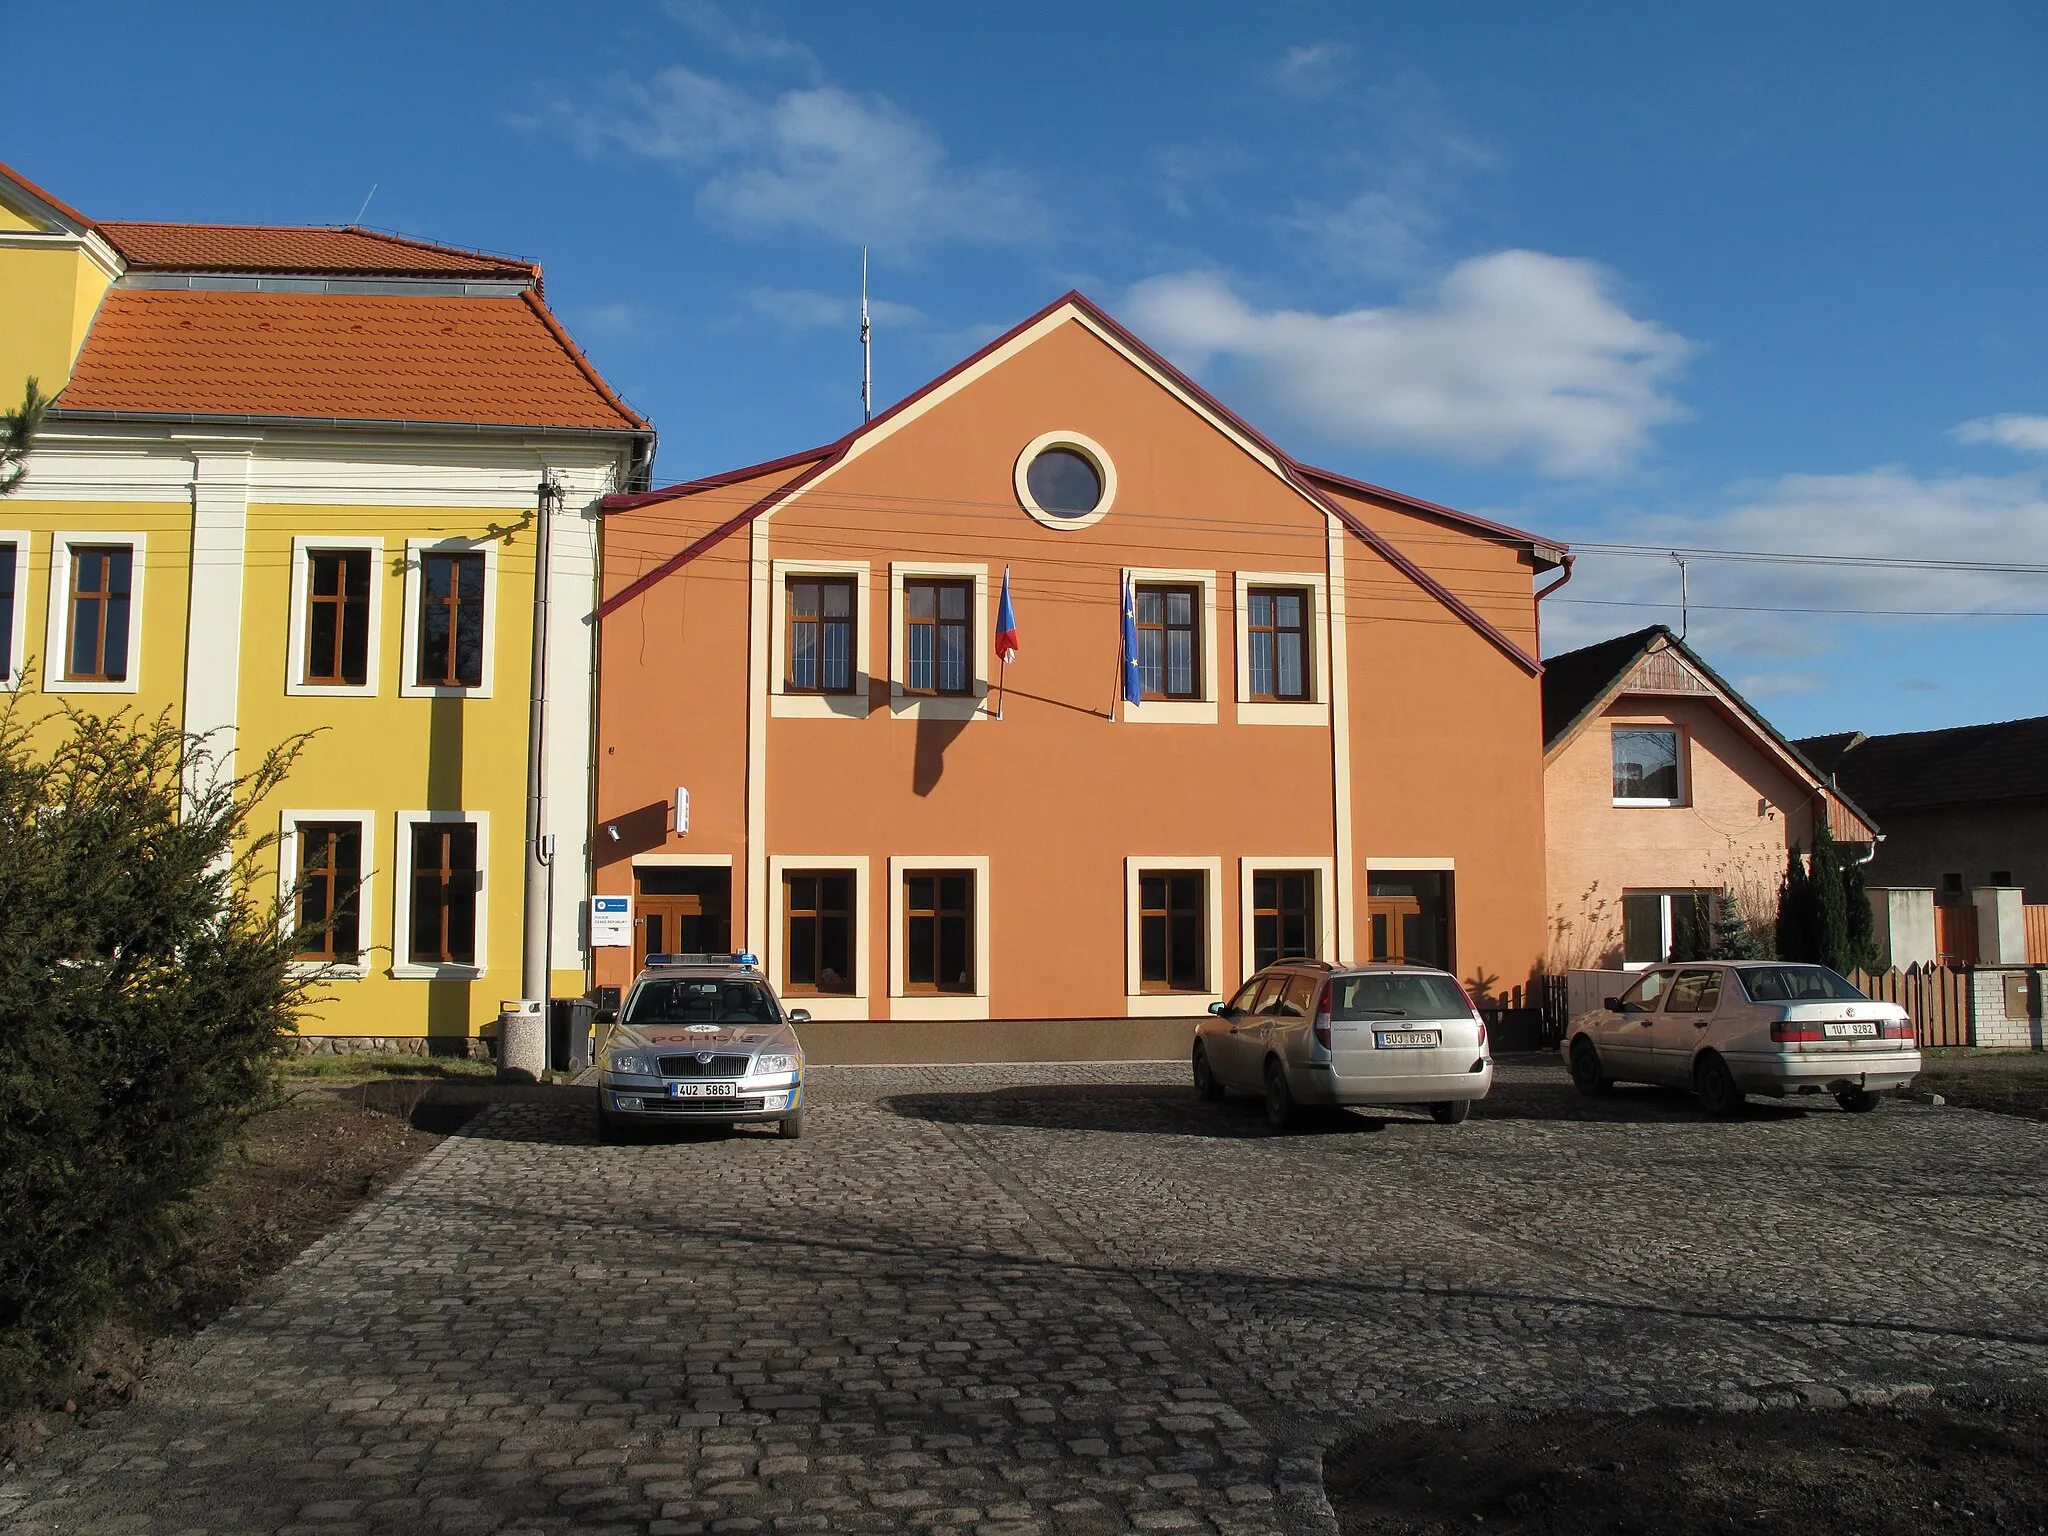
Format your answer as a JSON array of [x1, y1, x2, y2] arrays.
[[289, 960, 370, 981], [1612, 798, 1686, 808], [888, 993, 990, 1021], [772, 690, 873, 720], [889, 691, 989, 722], [388, 963, 485, 981], [781, 993, 869, 1021], [1236, 700, 1328, 727], [1124, 699, 1218, 725], [46, 677, 140, 695], [1126, 990, 1222, 1017], [286, 680, 380, 699], [398, 682, 493, 700]]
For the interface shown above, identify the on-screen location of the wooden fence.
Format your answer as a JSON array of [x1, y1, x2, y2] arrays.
[[1845, 966, 1973, 1047], [2026, 906, 2048, 965]]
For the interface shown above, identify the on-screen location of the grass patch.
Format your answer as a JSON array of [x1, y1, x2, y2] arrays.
[[1915, 1048, 2048, 1119], [277, 1051, 496, 1083]]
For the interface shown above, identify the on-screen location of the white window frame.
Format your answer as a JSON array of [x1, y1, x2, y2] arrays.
[[1014, 430, 1118, 532], [399, 536, 498, 699], [1238, 857, 1337, 982], [1125, 855, 1226, 1015], [285, 536, 385, 697], [887, 855, 992, 1021], [1123, 567, 1219, 725], [45, 530, 148, 694], [766, 854, 869, 1020], [278, 809, 378, 980], [1611, 724, 1688, 808], [889, 561, 990, 722], [770, 559, 872, 719], [1232, 570, 1330, 726], [390, 810, 490, 979], [1620, 888, 1716, 971], [0, 529, 29, 692]]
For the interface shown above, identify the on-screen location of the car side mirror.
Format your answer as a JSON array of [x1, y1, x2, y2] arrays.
[[787, 1008, 812, 1024], [1604, 997, 1625, 1014], [1208, 1001, 1230, 1016], [595, 1007, 618, 1025]]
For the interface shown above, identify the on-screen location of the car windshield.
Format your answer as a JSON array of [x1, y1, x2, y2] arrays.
[[1735, 965, 1867, 1003], [1329, 973, 1471, 1020], [625, 978, 779, 1025]]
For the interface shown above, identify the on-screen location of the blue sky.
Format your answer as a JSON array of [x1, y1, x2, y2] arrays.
[[9, 0, 2048, 736]]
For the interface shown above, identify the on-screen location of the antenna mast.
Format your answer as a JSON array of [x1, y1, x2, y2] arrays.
[[860, 247, 872, 423], [1671, 553, 1690, 639]]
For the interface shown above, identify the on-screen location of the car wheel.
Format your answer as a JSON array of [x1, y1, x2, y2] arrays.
[[1835, 1087, 1883, 1114], [1694, 1053, 1746, 1118], [1192, 1044, 1226, 1102], [1429, 1100, 1471, 1125], [1263, 1060, 1295, 1132], [1569, 1037, 1612, 1097], [778, 1107, 805, 1139]]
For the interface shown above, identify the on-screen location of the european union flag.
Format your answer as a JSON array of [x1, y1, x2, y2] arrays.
[[1121, 573, 1140, 710]]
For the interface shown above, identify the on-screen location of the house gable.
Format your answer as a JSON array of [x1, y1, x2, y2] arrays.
[[598, 292, 1558, 675]]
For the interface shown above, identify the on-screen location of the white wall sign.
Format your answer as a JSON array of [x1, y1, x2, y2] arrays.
[[591, 894, 632, 947]]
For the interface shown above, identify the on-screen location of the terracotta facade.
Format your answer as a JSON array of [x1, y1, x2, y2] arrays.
[[593, 295, 1561, 1022]]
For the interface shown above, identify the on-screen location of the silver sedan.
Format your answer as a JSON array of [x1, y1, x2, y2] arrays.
[[1562, 961, 1920, 1116]]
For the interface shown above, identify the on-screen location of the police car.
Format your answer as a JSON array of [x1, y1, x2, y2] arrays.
[[593, 952, 808, 1139]]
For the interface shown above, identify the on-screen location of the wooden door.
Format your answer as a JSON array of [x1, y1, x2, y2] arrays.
[[1935, 904, 1978, 967], [633, 868, 732, 971], [1368, 896, 1423, 962]]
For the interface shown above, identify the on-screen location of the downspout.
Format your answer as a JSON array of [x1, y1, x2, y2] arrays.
[[1532, 554, 1575, 654]]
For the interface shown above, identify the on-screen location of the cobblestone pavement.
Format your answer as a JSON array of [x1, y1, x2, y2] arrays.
[[6, 1058, 2046, 1535]]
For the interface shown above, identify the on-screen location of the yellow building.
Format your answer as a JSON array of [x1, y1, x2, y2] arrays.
[[0, 162, 653, 1051]]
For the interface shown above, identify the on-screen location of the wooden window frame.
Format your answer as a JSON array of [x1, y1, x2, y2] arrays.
[[415, 551, 486, 690], [902, 577, 975, 697], [767, 855, 870, 1017], [784, 575, 859, 696], [304, 549, 373, 688], [390, 812, 488, 977], [45, 532, 148, 695], [399, 539, 496, 699], [0, 535, 18, 688], [1138, 869, 1209, 994], [1244, 585, 1312, 703], [65, 544, 134, 684], [293, 820, 365, 964], [902, 869, 976, 994], [782, 868, 856, 995], [1135, 582, 1203, 701], [280, 811, 376, 978], [1250, 868, 1318, 971]]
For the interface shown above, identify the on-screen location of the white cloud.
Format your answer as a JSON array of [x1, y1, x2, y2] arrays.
[[662, 0, 817, 72], [553, 68, 1037, 254], [1734, 671, 1828, 697], [748, 287, 925, 330], [1953, 413, 2048, 453], [1543, 466, 2048, 663], [1272, 41, 1352, 97], [1122, 253, 1694, 476], [575, 302, 658, 342]]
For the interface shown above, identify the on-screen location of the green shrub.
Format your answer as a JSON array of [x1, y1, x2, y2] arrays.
[[0, 699, 307, 1409]]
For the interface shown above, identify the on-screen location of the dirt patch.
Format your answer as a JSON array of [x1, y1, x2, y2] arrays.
[[0, 1084, 475, 1470], [1916, 1049, 2048, 1119], [1328, 1391, 2048, 1535]]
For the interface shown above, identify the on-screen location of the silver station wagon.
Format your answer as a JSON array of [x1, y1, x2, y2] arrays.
[[594, 953, 808, 1139], [1194, 960, 1494, 1130], [1562, 961, 1921, 1116]]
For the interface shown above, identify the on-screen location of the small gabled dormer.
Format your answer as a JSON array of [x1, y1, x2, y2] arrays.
[[0, 163, 124, 400]]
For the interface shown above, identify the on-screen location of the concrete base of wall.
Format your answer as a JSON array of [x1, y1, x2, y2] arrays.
[[791, 1017, 1200, 1066], [292, 1035, 491, 1060]]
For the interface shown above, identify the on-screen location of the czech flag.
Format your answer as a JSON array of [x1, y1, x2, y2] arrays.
[[995, 567, 1020, 664]]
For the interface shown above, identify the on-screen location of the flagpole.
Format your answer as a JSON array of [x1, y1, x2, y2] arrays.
[[995, 654, 1007, 721]]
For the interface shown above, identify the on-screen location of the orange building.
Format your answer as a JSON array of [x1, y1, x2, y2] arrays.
[[592, 293, 1567, 1030]]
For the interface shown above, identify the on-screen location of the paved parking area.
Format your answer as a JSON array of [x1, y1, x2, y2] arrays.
[[5, 1058, 2047, 1535]]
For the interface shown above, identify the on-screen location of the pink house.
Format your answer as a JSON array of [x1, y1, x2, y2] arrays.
[[1544, 626, 1877, 970]]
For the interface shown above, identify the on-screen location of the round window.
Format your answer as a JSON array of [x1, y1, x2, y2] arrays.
[[1014, 432, 1117, 530], [1025, 448, 1102, 518]]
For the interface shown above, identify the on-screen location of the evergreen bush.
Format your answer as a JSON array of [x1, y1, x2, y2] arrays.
[[0, 700, 306, 1409], [1709, 890, 1769, 960]]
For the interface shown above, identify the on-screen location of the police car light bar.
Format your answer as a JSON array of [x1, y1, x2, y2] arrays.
[[646, 952, 760, 969]]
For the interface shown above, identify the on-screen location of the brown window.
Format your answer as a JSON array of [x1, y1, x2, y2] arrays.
[[1136, 584, 1200, 700], [305, 550, 372, 686], [1139, 871, 1207, 992], [294, 822, 363, 963], [0, 542, 15, 681], [786, 576, 856, 693], [409, 822, 478, 966], [784, 871, 853, 994], [905, 871, 974, 992], [68, 546, 133, 683], [1252, 871, 1317, 970], [905, 578, 972, 695], [416, 551, 485, 689], [1246, 587, 1310, 702]]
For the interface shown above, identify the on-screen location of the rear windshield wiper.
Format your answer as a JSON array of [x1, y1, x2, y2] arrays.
[[1348, 1007, 1408, 1017]]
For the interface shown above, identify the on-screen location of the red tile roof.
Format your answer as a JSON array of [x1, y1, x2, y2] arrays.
[[58, 288, 649, 432], [0, 160, 94, 229], [96, 222, 537, 280]]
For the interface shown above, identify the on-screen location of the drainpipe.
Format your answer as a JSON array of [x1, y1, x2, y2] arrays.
[[502, 470, 563, 1081], [1533, 554, 1575, 653]]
